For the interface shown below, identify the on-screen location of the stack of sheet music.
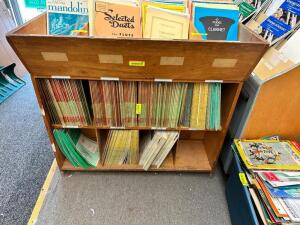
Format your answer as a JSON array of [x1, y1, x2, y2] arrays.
[[42, 79, 222, 130], [38, 79, 92, 126], [53, 129, 100, 168], [245, 0, 300, 46], [139, 131, 179, 170], [138, 82, 221, 130], [89, 81, 137, 127], [233, 139, 300, 224], [103, 130, 139, 165]]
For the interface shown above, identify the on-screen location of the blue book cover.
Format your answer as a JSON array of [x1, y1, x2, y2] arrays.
[[256, 0, 300, 45], [265, 182, 300, 198], [47, 0, 89, 36], [192, 3, 239, 41]]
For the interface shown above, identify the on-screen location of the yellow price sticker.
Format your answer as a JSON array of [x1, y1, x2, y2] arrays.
[[136, 104, 142, 114], [191, 32, 207, 36], [239, 173, 249, 186], [129, 61, 145, 67]]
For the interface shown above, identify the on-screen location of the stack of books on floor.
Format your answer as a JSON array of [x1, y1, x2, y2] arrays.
[[53, 129, 100, 168], [233, 138, 300, 224], [38, 79, 92, 126]]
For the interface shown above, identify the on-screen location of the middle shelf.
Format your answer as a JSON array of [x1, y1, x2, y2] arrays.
[[38, 78, 223, 131]]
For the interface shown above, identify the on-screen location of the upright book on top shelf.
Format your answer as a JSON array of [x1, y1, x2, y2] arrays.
[[91, 0, 142, 38], [143, 6, 189, 40], [190, 2, 239, 41], [47, 0, 89, 35]]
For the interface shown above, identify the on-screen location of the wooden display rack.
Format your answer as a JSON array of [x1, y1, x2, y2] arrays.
[[6, 13, 268, 172]]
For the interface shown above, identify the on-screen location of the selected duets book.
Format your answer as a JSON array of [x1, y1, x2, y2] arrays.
[[47, 0, 89, 35], [92, 0, 142, 38]]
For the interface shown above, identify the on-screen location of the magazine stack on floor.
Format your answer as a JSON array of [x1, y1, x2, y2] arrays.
[[233, 137, 300, 225]]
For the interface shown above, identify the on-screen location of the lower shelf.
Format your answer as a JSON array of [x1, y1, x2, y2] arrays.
[[61, 140, 212, 172]]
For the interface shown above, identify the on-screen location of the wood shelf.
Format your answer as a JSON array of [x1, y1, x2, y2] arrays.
[[62, 140, 211, 172], [51, 124, 222, 132], [6, 13, 268, 173]]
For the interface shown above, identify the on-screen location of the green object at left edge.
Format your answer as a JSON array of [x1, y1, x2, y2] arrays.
[[24, 0, 46, 9]]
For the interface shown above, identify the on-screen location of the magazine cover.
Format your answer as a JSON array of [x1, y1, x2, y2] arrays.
[[237, 0, 270, 22], [234, 139, 300, 170], [254, 0, 300, 45], [47, 0, 89, 35]]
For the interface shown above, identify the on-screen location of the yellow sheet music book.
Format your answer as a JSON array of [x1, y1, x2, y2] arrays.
[[142, 2, 186, 31], [143, 6, 189, 40], [234, 139, 300, 170]]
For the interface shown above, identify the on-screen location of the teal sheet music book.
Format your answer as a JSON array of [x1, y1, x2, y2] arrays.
[[191, 2, 239, 41], [47, 0, 89, 35]]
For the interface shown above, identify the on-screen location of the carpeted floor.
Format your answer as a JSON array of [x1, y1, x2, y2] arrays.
[[0, 75, 54, 225], [36, 166, 231, 225]]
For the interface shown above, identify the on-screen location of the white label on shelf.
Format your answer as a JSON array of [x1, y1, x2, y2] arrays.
[[100, 77, 120, 81], [51, 143, 56, 153], [188, 128, 200, 131], [110, 126, 125, 129], [205, 80, 223, 83], [62, 125, 79, 129], [151, 127, 167, 130], [154, 79, 172, 82], [40, 107, 45, 116], [51, 75, 71, 79]]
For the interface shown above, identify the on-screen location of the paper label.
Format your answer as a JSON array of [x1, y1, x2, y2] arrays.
[[205, 80, 223, 83], [151, 127, 167, 130], [129, 61, 145, 67], [51, 143, 56, 153], [62, 125, 79, 129], [136, 104, 142, 115], [40, 107, 45, 116], [239, 172, 249, 186], [154, 79, 172, 82], [100, 77, 119, 81], [51, 75, 71, 79], [110, 127, 125, 129]]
